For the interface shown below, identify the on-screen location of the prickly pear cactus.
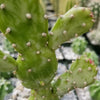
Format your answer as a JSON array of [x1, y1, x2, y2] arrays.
[[88, 2, 100, 28], [0, 0, 97, 100]]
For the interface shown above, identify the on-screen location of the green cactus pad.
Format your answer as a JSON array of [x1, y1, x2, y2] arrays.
[[52, 55, 97, 96], [0, 51, 17, 72], [48, 7, 94, 50]]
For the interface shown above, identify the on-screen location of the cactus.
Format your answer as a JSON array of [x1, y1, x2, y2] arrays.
[[71, 37, 87, 54], [0, 0, 97, 100], [88, 2, 100, 28]]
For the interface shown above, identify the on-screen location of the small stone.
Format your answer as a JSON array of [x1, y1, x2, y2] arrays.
[[0, 4, 5, 9], [26, 42, 31, 47], [42, 33, 47, 37], [26, 13, 32, 19]]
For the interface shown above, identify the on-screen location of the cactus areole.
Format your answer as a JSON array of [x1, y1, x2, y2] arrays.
[[0, 0, 97, 100]]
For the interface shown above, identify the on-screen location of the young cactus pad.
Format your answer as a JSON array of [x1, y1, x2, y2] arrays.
[[0, 0, 97, 99], [52, 55, 97, 97]]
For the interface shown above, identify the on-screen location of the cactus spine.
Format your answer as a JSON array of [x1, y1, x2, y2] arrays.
[[0, 0, 97, 100]]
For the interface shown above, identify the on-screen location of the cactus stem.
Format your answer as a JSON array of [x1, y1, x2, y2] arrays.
[[0, 4, 5, 9], [26, 13, 32, 19], [42, 32, 47, 37], [36, 51, 40, 55], [12, 43, 16, 48], [3, 55, 7, 60], [26, 42, 31, 47], [63, 30, 67, 35], [6, 27, 11, 34], [88, 67, 92, 71]]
